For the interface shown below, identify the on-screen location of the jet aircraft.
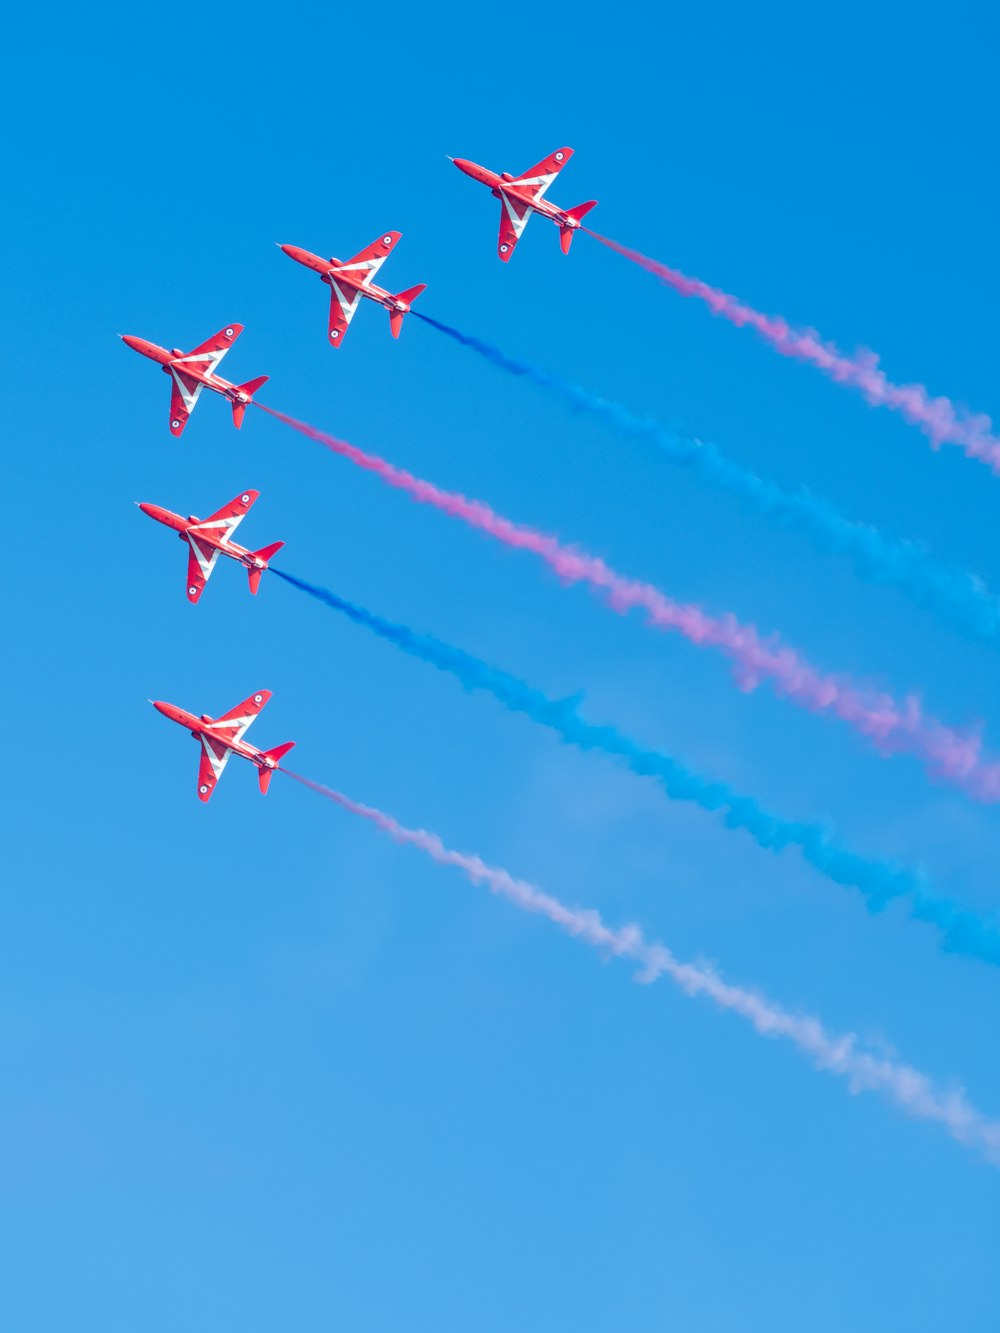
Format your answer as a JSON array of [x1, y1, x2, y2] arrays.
[[279, 233, 426, 347], [450, 147, 597, 262], [121, 324, 268, 437], [151, 689, 295, 802], [139, 488, 283, 604]]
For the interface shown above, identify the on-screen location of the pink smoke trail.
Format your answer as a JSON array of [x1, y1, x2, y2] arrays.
[[584, 229, 1000, 472], [284, 767, 1000, 1164], [257, 402, 1000, 801]]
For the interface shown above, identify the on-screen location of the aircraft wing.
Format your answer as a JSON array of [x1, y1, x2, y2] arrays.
[[183, 491, 259, 601], [185, 535, 223, 603], [168, 368, 204, 437], [327, 276, 366, 345], [497, 192, 533, 262], [168, 325, 245, 433], [337, 232, 401, 284], [511, 147, 573, 201], [196, 690, 271, 799], [207, 689, 272, 746], [187, 323, 244, 363], [194, 489, 259, 542], [326, 233, 401, 344], [197, 734, 232, 802]]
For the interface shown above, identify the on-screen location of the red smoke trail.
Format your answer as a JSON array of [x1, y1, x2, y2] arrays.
[[284, 767, 1000, 1164], [585, 229, 1000, 472], [257, 402, 1000, 800]]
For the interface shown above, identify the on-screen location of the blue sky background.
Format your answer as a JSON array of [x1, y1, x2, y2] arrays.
[[4, 2, 1000, 1327]]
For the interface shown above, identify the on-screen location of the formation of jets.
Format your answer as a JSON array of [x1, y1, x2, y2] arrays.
[[134, 147, 595, 799], [123, 146, 595, 433]]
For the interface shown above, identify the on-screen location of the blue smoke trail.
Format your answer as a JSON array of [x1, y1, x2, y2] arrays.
[[414, 311, 1000, 643], [272, 566, 1000, 966]]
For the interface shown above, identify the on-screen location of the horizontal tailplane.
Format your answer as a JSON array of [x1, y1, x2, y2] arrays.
[[247, 541, 285, 594], [232, 375, 270, 427], [389, 283, 428, 338], [257, 741, 296, 793], [560, 200, 599, 254]]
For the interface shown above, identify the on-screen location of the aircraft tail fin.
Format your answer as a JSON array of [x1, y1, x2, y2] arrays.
[[257, 742, 296, 793], [560, 201, 598, 253], [389, 284, 427, 338], [232, 375, 270, 428], [565, 200, 598, 223], [247, 541, 285, 594]]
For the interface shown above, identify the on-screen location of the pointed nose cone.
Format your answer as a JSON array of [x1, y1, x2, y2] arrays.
[[122, 333, 163, 360], [151, 699, 188, 726], [137, 501, 177, 528], [279, 243, 319, 270], [451, 157, 477, 178]]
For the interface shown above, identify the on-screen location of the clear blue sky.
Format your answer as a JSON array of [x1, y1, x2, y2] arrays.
[[5, 2, 1000, 1328]]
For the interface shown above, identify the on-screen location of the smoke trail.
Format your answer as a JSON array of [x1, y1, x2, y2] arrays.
[[283, 767, 1000, 1165], [271, 566, 1000, 966], [414, 310, 1000, 644], [257, 403, 1000, 802], [585, 229, 1000, 472]]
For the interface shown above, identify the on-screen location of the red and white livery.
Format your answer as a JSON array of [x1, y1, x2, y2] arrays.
[[450, 147, 597, 262], [278, 233, 426, 346], [151, 689, 295, 803], [121, 324, 268, 437], [139, 489, 284, 604]]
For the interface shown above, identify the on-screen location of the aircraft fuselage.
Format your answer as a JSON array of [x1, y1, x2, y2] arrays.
[[450, 158, 581, 228], [121, 335, 247, 402], [152, 700, 275, 769], [138, 503, 266, 570], [279, 245, 411, 313]]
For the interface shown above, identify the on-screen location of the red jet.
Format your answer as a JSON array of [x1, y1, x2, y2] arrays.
[[139, 488, 283, 604], [151, 689, 295, 803], [450, 147, 597, 262], [121, 323, 268, 437], [279, 232, 426, 346]]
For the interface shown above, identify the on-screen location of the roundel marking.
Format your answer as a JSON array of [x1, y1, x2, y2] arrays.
[[500, 243, 509, 253], [225, 327, 234, 337], [383, 235, 393, 245], [199, 784, 209, 794], [241, 493, 251, 504], [188, 586, 198, 595], [331, 330, 339, 339], [555, 151, 564, 160], [171, 419, 181, 428], [253, 694, 263, 704]]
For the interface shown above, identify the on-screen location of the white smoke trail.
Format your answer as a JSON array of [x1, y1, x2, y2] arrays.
[[286, 769, 1000, 1166]]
